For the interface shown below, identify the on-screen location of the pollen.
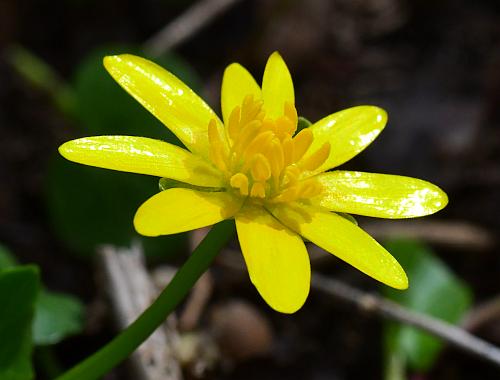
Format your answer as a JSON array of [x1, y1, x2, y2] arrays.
[[208, 95, 330, 203]]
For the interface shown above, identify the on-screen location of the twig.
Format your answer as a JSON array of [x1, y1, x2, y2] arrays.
[[312, 273, 500, 368], [144, 0, 242, 56], [99, 243, 183, 380], [363, 220, 494, 251], [464, 295, 500, 332], [179, 272, 214, 331]]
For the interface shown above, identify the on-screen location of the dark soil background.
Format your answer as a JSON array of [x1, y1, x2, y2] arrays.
[[1, 0, 500, 379]]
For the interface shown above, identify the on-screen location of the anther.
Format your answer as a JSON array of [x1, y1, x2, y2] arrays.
[[282, 135, 294, 166], [227, 106, 241, 141], [250, 154, 271, 181], [272, 186, 298, 203], [208, 119, 227, 172], [284, 101, 298, 127], [299, 142, 331, 172], [293, 128, 313, 162], [282, 165, 300, 186], [250, 182, 266, 198], [266, 139, 285, 178], [230, 173, 249, 196], [298, 180, 322, 198], [242, 131, 274, 163], [232, 120, 262, 157]]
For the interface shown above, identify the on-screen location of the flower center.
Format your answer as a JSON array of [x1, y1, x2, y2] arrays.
[[208, 95, 330, 204]]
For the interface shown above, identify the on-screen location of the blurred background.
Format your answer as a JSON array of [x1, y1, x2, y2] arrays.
[[0, 0, 500, 379]]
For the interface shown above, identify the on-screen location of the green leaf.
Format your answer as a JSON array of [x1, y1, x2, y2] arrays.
[[0, 266, 40, 380], [383, 239, 472, 373], [297, 116, 312, 132], [0, 244, 85, 346], [335, 212, 358, 225], [159, 177, 224, 192], [6, 45, 76, 117], [0, 244, 16, 271], [33, 291, 84, 346]]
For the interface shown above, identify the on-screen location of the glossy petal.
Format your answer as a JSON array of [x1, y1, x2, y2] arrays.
[[302, 106, 387, 175], [134, 189, 241, 236], [236, 205, 310, 313], [221, 63, 262, 125], [103, 54, 225, 159], [314, 171, 448, 218], [261, 52, 294, 119], [59, 136, 224, 187], [269, 203, 408, 289]]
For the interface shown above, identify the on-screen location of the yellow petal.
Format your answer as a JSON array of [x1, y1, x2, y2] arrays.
[[261, 52, 294, 119], [302, 106, 387, 175], [221, 63, 262, 125], [314, 171, 448, 218], [134, 189, 241, 236], [269, 203, 408, 289], [59, 136, 224, 187], [235, 205, 310, 313], [103, 54, 224, 159]]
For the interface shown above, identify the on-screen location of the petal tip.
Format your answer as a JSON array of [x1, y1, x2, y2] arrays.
[[435, 187, 449, 211], [102, 55, 121, 70], [387, 267, 409, 290], [133, 212, 158, 237], [269, 50, 282, 60], [418, 182, 449, 217], [265, 292, 308, 314], [58, 141, 75, 161], [224, 62, 243, 73], [374, 106, 388, 125], [358, 105, 388, 127]]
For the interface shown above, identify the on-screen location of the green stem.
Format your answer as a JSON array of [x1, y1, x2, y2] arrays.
[[55, 220, 235, 380]]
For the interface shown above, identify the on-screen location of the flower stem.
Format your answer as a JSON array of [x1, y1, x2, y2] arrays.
[[55, 220, 235, 380]]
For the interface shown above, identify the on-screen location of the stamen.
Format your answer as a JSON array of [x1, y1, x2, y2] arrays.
[[208, 94, 325, 203], [250, 154, 271, 181], [266, 139, 285, 179], [298, 179, 322, 198], [232, 120, 262, 157], [240, 95, 263, 125], [300, 142, 331, 171], [227, 106, 241, 141], [261, 119, 276, 134], [282, 135, 294, 166], [293, 128, 313, 162], [284, 101, 298, 128], [208, 119, 227, 172], [230, 173, 249, 196], [242, 131, 274, 163], [250, 182, 266, 198], [282, 165, 300, 186], [272, 186, 298, 203], [276, 116, 295, 136]]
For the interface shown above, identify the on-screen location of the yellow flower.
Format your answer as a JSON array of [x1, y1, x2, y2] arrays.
[[59, 52, 448, 313]]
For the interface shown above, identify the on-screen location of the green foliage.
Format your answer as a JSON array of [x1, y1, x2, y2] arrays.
[[0, 244, 16, 269], [383, 239, 472, 375], [45, 46, 201, 258], [6, 45, 76, 117], [297, 116, 312, 133], [336, 212, 358, 225], [159, 177, 224, 192], [0, 266, 40, 380], [0, 245, 84, 347], [33, 291, 84, 346]]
